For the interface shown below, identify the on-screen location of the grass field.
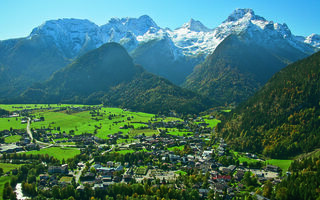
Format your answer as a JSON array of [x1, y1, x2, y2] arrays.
[[29, 106, 155, 139], [237, 156, 260, 164], [266, 159, 293, 172], [0, 176, 11, 200], [204, 119, 221, 128], [167, 128, 192, 136], [4, 135, 22, 143], [0, 163, 22, 173], [168, 145, 184, 151], [135, 166, 148, 175], [23, 147, 80, 161], [0, 117, 27, 131], [59, 176, 73, 183], [114, 149, 135, 154], [175, 170, 187, 175], [129, 129, 158, 137]]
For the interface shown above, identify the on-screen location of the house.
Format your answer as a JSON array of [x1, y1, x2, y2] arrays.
[[76, 185, 85, 191], [106, 161, 113, 167], [214, 182, 228, 192], [39, 174, 49, 180], [228, 165, 237, 172], [93, 184, 104, 190], [123, 174, 132, 182], [48, 165, 68, 174], [234, 170, 245, 181], [266, 165, 280, 172], [199, 189, 209, 198], [81, 172, 95, 181], [102, 177, 113, 182]]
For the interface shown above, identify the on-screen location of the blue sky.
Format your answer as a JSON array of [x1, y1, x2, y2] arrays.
[[0, 0, 319, 40]]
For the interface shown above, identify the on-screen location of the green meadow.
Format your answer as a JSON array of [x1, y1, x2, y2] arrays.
[[168, 145, 184, 151], [29, 106, 154, 139], [4, 135, 22, 143], [0, 163, 22, 173], [22, 147, 80, 161], [0, 117, 27, 131], [266, 159, 293, 172]]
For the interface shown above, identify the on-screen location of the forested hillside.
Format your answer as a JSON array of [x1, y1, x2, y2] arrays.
[[217, 51, 320, 158]]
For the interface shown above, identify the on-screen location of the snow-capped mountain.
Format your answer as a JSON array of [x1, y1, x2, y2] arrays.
[[27, 9, 319, 60], [29, 18, 104, 58], [304, 34, 320, 48], [170, 8, 317, 56]]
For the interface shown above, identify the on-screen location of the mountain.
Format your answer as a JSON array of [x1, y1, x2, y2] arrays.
[[17, 43, 211, 114], [183, 29, 310, 104], [217, 51, 320, 158], [131, 33, 202, 85], [0, 9, 319, 99], [169, 8, 317, 57]]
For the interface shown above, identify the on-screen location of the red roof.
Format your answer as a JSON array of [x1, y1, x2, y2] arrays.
[[213, 175, 231, 180]]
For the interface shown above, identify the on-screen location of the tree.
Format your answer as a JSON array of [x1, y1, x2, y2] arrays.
[[262, 180, 273, 198], [52, 185, 61, 199], [276, 187, 288, 200], [243, 171, 252, 186]]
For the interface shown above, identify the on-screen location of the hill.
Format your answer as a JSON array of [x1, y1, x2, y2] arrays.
[[217, 51, 320, 158], [17, 43, 211, 114]]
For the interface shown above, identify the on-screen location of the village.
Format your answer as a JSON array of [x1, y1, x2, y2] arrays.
[[0, 105, 284, 199]]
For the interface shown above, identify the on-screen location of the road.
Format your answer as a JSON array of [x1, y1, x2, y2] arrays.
[[26, 117, 79, 148], [26, 118, 33, 142], [75, 158, 94, 183]]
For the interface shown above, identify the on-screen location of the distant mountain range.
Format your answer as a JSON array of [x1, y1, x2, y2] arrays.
[[0, 8, 319, 109]]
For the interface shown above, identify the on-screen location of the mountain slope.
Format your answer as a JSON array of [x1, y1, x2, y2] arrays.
[[18, 43, 211, 114], [183, 31, 310, 105], [217, 51, 320, 158], [0, 36, 70, 98]]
